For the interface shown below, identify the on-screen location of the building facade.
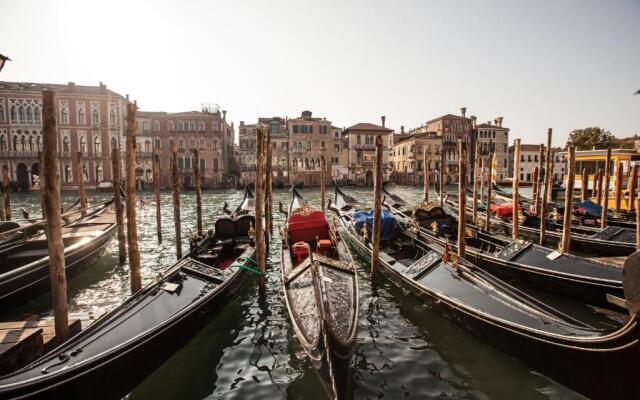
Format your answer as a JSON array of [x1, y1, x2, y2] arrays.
[[0, 81, 127, 190], [476, 117, 509, 182], [508, 144, 565, 184], [136, 107, 233, 189], [390, 131, 442, 186], [288, 110, 333, 187], [342, 118, 393, 185], [424, 113, 473, 183]]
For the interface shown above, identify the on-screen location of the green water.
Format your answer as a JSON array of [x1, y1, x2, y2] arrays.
[[1, 186, 594, 399]]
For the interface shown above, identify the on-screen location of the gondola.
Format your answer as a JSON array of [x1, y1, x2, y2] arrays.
[[0, 187, 257, 399], [443, 183, 637, 256], [280, 187, 358, 399], [382, 187, 624, 309], [0, 200, 118, 306], [330, 185, 640, 400]]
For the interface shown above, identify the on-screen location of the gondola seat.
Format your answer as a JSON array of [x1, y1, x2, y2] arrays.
[[292, 241, 310, 263], [235, 215, 255, 237], [288, 210, 329, 243]]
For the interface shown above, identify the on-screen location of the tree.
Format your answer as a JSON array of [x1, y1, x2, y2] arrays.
[[566, 127, 616, 150]]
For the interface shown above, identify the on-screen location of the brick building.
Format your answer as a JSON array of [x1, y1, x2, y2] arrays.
[[342, 118, 393, 185], [0, 81, 127, 190], [390, 131, 441, 185]]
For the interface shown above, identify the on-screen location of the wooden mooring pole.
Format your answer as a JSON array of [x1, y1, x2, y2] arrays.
[[153, 153, 162, 243], [111, 148, 126, 263], [38, 151, 46, 219], [615, 162, 623, 212], [512, 139, 521, 240], [485, 153, 493, 232], [457, 141, 467, 258], [320, 155, 326, 212], [480, 158, 486, 208], [42, 89, 69, 341], [540, 129, 552, 244], [76, 151, 87, 217], [439, 147, 445, 207], [255, 126, 266, 293], [265, 128, 273, 240], [193, 149, 203, 237], [423, 149, 429, 203], [371, 135, 383, 276], [629, 164, 638, 213], [547, 149, 555, 203], [2, 165, 10, 221], [471, 144, 479, 224], [581, 166, 588, 202], [596, 168, 604, 205], [560, 146, 576, 254], [601, 148, 612, 229], [535, 144, 544, 214], [532, 167, 539, 212], [171, 144, 182, 259], [125, 102, 141, 293]]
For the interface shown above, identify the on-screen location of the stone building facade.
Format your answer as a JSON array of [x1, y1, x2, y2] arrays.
[[424, 113, 473, 184], [0, 81, 127, 190], [390, 131, 441, 185], [476, 118, 509, 182], [288, 110, 333, 187], [342, 118, 393, 185], [508, 144, 565, 184], [136, 107, 233, 189]]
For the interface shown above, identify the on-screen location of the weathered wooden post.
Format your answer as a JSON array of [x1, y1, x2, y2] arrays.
[[439, 146, 445, 207], [532, 167, 539, 211], [111, 148, 126, 263], [560, 146, 576, 254], [457, 141, 467, 258], [38, 151, 46, 219], [629, 164, 638, 213], [512, 139, 521, 240], [596, 167, 604, 205], [423, 148, 429, 202], [193, 149, 203, 237], [480, 157, 486, 207], [547, 149, 555, 203], [2, 164, 10, 221], [637, 197, 640, 251], [371, 135, 384, 276], [125, 102, 141, 293], [320, 155, 326, 211], [255, 126, 266, 292], [76, 151, 87, 216], [265, 128, 273, 239], [601, 148, 612, 229], [615, 162, 623, 212], [540, 129, 552, 244], [153, 153, 162, 243], [581, 166, 588, 202], [471, 144, 479, 224], [485, 153, 494, 231], [42, 89, 69, 341], [535, 144, 544, 214], [171, 144, 182, 259]]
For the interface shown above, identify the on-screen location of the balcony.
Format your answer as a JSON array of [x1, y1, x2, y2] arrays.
[[292, 148, 308, 154], [137, 151, 154, 158], [353, 143, 375, 150], [1, 150, 39, 158]]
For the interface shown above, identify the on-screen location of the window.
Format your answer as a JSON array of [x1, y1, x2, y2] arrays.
[[144, 140, 151, 153], [111, 137, 117, 152], [63, 136, 70, 153], [177, 157, 184, 169], [154, 138, 161, 149], [153, 120, 160, 131], [109, 109, 117, 125], [190, 122, 196, 131], [18, 106, 26, 122], [185, 156, 191, 169], [199, 138, 204, 148], [334, 143, 340, 152], [190, 138, 196, 149], [177, 122, 184, 131], [198, 122, 205, 131], [79, 136, 86, 153], [64, 165, 72, 182], [319, 126, 327, 134], [168, 121, 174, 131], [213, 158, 218, 171], [321, 140, 325, 150], [356, 135, 361, 145], [78, 108, 85, 125], [94, 136, 101, 154], [179, 139, 184, 149], [212, 139, 218, 149], [0, 135, 5, 151], [92, 109, 99, 125], [60, 107, 68, 125], [96, 165, 103, 182]]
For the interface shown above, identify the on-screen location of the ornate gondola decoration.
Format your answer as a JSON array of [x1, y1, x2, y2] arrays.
[[0, 187, 257, 399], [281, 187, 358, 399], [331, 184, 640, 400]]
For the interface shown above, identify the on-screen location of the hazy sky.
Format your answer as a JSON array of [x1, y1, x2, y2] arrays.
[[1, 0, 638, 146]]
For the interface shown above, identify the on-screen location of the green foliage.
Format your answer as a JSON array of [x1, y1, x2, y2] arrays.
[[566, 127, 616, 150]]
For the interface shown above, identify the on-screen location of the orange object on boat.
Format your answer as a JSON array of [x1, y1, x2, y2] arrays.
[[292, 241, 310, 263], [288, 210, 329, 243], [490, 203, 513, 218]]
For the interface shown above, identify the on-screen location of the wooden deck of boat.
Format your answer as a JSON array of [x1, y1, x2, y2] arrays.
[[0, 318, 83, 375], [587, 256, 626, 268]]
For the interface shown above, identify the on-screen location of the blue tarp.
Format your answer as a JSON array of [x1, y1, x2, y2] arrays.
[[574, 199, 602, 216], [354, 209, 396, 241]]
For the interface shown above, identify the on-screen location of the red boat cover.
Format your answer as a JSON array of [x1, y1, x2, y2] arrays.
[[288, 210, 329, 243], [490, 203, 513, 218]]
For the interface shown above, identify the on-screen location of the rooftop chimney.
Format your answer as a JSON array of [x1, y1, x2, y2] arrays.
[[99, 82, 106, 93], [125, 94, 129, 101], [302, 110, 312, 120], [401, 125, 405, 135], [381, 115, 386, 128], [497, 117, 503, 127], [67, 82, 76, 92], [470, 115, 477, 129], [222, 110, 227, 121], [460, 107, 467, 118]]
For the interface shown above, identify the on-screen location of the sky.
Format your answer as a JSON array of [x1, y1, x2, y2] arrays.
[[0, 0, 638, 146]]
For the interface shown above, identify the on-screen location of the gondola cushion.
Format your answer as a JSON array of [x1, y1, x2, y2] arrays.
[[288, 210, 329, 243]]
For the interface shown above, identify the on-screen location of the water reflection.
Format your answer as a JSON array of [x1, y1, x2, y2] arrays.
[[1, 187, 592, 399]]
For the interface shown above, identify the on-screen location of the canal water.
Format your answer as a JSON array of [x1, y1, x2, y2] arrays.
[[2, 186, 610, 399]]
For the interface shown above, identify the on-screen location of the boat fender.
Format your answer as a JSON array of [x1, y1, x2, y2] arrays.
[[623, 251, 640, 316]]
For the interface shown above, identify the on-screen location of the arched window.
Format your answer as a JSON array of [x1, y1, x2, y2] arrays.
[[60, 108, 68, 124], [212, 139, 217, 149], [26, 107, 33, 123], [20, 136, 26, 151], [177, 157, 184, 169], [109, 109, 117, 125], [18, 106, 25, 122], [78, 108, 85, 125], [305, 158, 309, 168], [111, 137, 117, 151], [28, 136, 34, 152], [144, 140, 150, 153], [64, 165, 72, 182], [292, 159, 297, 168], [13, 135, 18, 151], [213, 158, 218, 171], [79, 136, 86, 153], [63, 136, 70, 153], [10, 105, 17, 122], [36, 136, 41, 151], [92, 109, 99, 124], [94, 136, 101, 154], [177, 122, 183, 131], [190, 138, 195, 149], [0, 135, 6, 151], [185, 156, 192, 169], [95, 164, 103, 182]]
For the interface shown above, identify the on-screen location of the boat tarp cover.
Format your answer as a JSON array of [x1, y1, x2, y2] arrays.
[[574, 199, 602, 216], [354, 209, 396, 241]]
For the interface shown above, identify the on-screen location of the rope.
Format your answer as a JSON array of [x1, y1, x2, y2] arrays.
[[230, 257, 264, 276]]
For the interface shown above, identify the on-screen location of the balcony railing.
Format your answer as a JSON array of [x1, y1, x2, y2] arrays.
[[353, 143, 375, 150], [0, 150, 39, 158]]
